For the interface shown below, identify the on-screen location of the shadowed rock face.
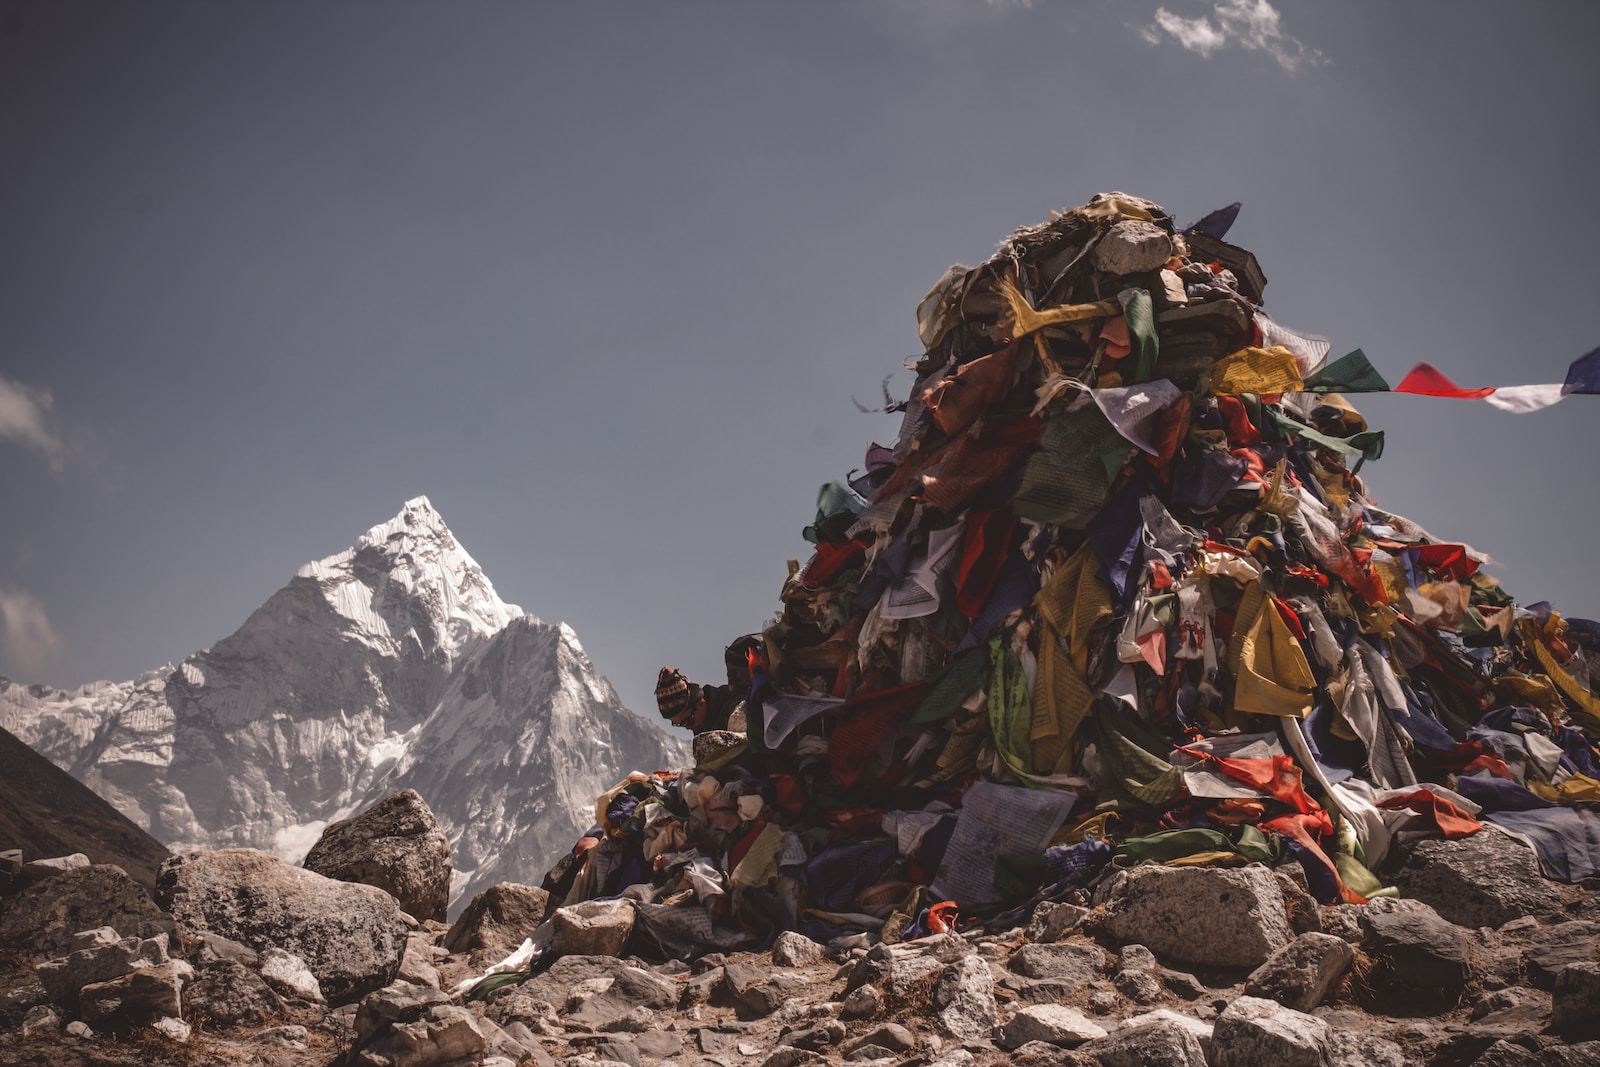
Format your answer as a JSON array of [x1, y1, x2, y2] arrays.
[[0, 497, 689, 915], [0, 725, 170, 895], [302, 790, 451, 923]]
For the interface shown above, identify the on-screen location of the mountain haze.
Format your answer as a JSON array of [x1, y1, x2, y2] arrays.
[[0, 497, 689, 912]]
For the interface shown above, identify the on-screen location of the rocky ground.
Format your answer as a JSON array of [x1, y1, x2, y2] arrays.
[[5, 797, 1600, 1066]]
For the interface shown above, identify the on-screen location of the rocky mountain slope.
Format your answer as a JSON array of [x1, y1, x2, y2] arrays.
[[0, 497, 688, 909], [0, 726, 170, 895]]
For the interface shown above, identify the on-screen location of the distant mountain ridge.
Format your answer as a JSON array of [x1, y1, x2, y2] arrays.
[[0, 497, 688, 912]]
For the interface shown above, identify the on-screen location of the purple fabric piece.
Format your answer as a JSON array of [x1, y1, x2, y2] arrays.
[[1452, 774, 1555, 812], [1558, 726, 1600, 778], [1085, 476, 1147, 603], [1563, 345, 1600, 395], [1170, 449, 1247, 510], [1041, 838, 1112, 887], [1478, 807, 1600, 883], [1186, 202, 1242, 241], [804, 840, 897, 913]]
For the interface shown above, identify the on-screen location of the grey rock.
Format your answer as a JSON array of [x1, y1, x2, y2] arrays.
[[23, 852, 90, 884], [520, 954, 630, 1010], [260, 1024, 310, 1049], [1210, 995, 1329, 1067], [151, 1015, 191, 1041], [360, 1002, 486, 1067], [1114, 970, 1162, 1003], [156, 847, 407, 1005], [838, 983, 881, 1019], [998, 1004, 1107, 1048], [1554, 961, 1600, 1037], [550, 899, 635, 958], [19, 1004, 61, 1037], [634, 1029, 682, 1058], [1116, 944, 1157, 974], [1158, 968, 1207, 999], [568, 966, 676, 1030], [1091, 219, 1173, 276], [1088, 986, 1119, 1014], [355, 980, 451, 1043], [302, 789, 451, 923], [1009, 942, 1107, 987], [183, 959, 285, 1027], [933, 954, 996, 1041], [926, 1052, 976, 1067], [193, 931, 259, 966], [443, 882, 550, 962], [761, 1049, 824, 1067], [594, 1036, 642, 1066], [1025, 901, 1088, 944], [772, 931, 826, 968], [1542, 1040, 1600, 1067], [35, 933, 168, 1010], [1360, 897, 1473, 989], [1118, 1010, 1214, 1058], [260, 946, 326, 1003], [0, 848, 22, 895], [2, 981, 49, 1012], [397, 932, 442, 988], [1098, 864, 1292, 969], [1320, 905, 1366, 944], [847, 1023, 915, 1054], [77, 961, 185, 1031], [722, 962, 791, 1020], [1276, 868, 1324, 935], [847, 1043, 897, 1062], [1007, 975, 1090, 1003], [1244, 931, 1356, 1011], [1467, 1039, 1540, 1066], [1326, 1028, 1407, 1067], [782, 1020, 846, 1050], [1082, 1018, 1207, 1067], [64, 1019, 93, 1038], [681, 966, 721, 1007], [1392, 832, 1564, 929], [1522, 920, 1600, 988], [0, 863, 170, 958]]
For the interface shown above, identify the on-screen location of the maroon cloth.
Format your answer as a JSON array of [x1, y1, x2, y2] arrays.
[[955, 507, 1017, 620], [922, 343, 1019, 438], [919, 417, 1042, 513], [830, 682, 930, 788]]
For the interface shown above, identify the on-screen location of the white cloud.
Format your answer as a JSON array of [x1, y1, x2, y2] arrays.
[[0, 374, 66, 469], [1147, 0, 1324, 71], [0, 588, 65, 680]]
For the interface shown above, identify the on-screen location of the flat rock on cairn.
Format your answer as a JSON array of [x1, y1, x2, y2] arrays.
[[155, 847, 409, 1005], [302, 788, 453, 923]]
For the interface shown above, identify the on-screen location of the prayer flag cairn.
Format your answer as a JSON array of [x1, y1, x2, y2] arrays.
[[546, 193, 1600, 960]]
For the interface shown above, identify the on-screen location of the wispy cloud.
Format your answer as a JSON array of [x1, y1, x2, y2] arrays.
[[0, 374, 66, 470], [1142, 0, 1324, 72], [0, 588, 65, 681]]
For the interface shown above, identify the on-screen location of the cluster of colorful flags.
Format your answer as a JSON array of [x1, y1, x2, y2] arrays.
[[1393, 347, 1600, 414]]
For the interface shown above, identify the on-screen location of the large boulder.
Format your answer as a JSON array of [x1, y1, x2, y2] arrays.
[[1210, 995, 1330, 1067], [155, 847, 408, 1005], [1097, 864, 1293, 969], [0, 864, 171, 957], [77, 961, 186, 1032], [183, 959, 285, 1027], [1390, 832, 1563, 929], [1244, 932, 1357, 1012], [35, 931, 169, 1012], [442, 882, 549, 964], [1359, 897, 1473, 990], [302, 790, 452, 923]]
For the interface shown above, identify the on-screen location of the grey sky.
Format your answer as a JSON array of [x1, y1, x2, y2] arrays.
[[2, 1, 1597, 720]]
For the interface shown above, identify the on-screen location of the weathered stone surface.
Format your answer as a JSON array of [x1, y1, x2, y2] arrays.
[[723, 961, 792, 1019], [1098, 864, 1292, 969], [1244, 932, 1356, 1011], [1092, 219, 1173, 276], [550, 898, 634, 958], [1119, 1010, 1214, 1058], [23, 853, 90, 884], [77, 961, 185, 1030], [1082, 1018, 1208, 1067], [1467, 1039, 1540, 1066], [838, 982, 882, 1019], [396, 931, 441, 988], [998, 1003, 1108, 1048], [1325, 1028, 1407, 1067], [518, 953, 629, 1009], [567, 966, 677, 1029], [933, 954, 996, 1041], [1025, 902, 1088, 943], [302, 790, 452, 923], [20, 1003, 61, 1037], [183, 959, 285, 1027], [634, 1029, 683, 1058], [35, 933, 168, 1009], [361, 1002, 486, 1066], [0, 864, 170, 957], [260, 946, 325, 1003], [442, 882, 549, 962], [1360, 897, 1473, 989], [355, 980, 452, 1043], [1211, 995, 1329, 1067], [1009, 942, 1108, 988], [781, 1019, 847, 1050], [1392, 833, 1563, 929], [771, 930, 826, 968], [1522, 920, 1600, 988], [1554, 961, 1600, 1037], [848, 1022, 915, 1054], [155, 847, 407, 1005]]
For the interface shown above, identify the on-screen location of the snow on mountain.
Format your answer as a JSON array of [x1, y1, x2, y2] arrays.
[[0, 496, 689, 912]]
